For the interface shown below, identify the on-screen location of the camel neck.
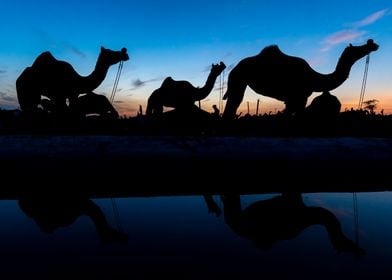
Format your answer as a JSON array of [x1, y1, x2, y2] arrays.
[[310, 47, 369, 92], [192, 71, 220, 101], [310, 57, 356, 92], [78, 57, 111, 93]]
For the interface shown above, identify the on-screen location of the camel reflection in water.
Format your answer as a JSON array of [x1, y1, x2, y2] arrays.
[[17, 191, 365, 255], [18, 193, 127, 245], [219, 193, 365, 256]]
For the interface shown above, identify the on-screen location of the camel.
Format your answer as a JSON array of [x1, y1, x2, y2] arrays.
[[306, 91, 341, 118], [222, 39, 379, 119], [41, 92, 119, 119], [221, 193, 365, 256], [16, 46, 129, 114], [146, 62, 226, 116], [73, 92, 119, 119]]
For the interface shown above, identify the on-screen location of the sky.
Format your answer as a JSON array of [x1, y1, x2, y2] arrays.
[[0, 0, 391, 116]]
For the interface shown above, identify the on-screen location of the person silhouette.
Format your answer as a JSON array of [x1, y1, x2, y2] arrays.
[[18, 192, 128, 245], [221, 193, 365, 256]]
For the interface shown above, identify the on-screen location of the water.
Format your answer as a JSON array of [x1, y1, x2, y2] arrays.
[[0, 192, 391, 279]]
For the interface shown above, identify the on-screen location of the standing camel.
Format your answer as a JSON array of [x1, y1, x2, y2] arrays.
[[16, 47, 129, 115], [146, 62, 226, 116], [222, 193, 365, 256], [222, 39, 379, 119]]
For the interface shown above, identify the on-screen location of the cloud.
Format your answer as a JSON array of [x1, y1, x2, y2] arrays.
[[132, 79, 145, 88], [319, 9, 389, 52], [226, 63, 236, 72], [68, 46, 87, 59], [130, 78, 160, 90], [0, 70, 6, 74], [35, 29, 87, 59], [321, 30, 367, 51], [352, 9, 389, 27], [0, 92, 17, 103]]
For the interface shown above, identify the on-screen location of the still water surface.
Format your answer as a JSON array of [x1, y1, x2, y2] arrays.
[[0, 192, 391, 279]]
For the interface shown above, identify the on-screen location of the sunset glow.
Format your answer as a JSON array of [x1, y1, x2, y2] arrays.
[[0, 1, 391, 116]]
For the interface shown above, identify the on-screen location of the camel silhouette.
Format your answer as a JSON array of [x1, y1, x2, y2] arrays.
[[16, 46, 129, 115], [18, 192, 128, 245], [221, 193, 365, 256], [73, 92, 119, 119], [306, 91, 341, 118], [222, 39, 379, 119], [146, 62, 226, 116], [40, 92, 119, 119]]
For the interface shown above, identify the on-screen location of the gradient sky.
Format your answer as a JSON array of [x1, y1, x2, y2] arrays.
[[0, 0, 391, 116]]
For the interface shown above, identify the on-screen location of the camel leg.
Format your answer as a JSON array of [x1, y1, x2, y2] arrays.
[[221, 194, 243, 235], [284, 96, 308, 116], [146, 91, 163, 116], [222, 80, 247, 120], [16, 68, 41, 114]]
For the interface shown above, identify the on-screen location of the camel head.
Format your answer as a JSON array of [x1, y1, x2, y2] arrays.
[[210, 61, 226, 77], [99, 46, 129, 66], [340, 39, 379, 66]]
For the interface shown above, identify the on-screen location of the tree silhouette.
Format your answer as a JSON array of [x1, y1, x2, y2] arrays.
[[363, 99, 379, 114]]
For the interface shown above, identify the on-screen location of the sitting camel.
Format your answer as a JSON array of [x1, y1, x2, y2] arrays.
[[146, 62, 226, 116], [41, 92, 119, 119], [306, 91, 341, 119], [72, 92, 119, 119], [222, 39, 379, 119], [16, 46, 129, 115]]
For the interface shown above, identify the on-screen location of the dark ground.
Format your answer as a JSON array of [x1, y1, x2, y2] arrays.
[[0, 108, 391, 198]]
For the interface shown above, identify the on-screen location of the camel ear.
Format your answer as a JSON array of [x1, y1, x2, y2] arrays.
[[101, 46, 106, 51], [121, 48, 127, 54], [349, 44, 353, 47]]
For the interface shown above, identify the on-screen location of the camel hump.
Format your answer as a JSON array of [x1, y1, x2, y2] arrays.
[[161, 77, 175, 87], [258, 45, 282, 56], [32, 51, 57, 68]]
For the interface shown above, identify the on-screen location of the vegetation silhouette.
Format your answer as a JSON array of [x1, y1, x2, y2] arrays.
[[18, 192, 128, 245], [221, 193, 365, 257], [16, 46, 129, 116], [222, 39, 379, 119], [146, 62, 226, 119]]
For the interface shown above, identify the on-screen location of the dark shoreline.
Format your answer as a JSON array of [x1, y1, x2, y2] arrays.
[[1, 135, 391, 199]]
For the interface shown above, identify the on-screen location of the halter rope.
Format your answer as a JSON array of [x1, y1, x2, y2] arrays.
[[358, 55, 370, 109], [109, 61, 124, 104]]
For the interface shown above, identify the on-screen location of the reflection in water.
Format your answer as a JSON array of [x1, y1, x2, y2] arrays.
[[18, 192, 128, 245], [221, 193, 365, 256], [3, 191, 392, 278]]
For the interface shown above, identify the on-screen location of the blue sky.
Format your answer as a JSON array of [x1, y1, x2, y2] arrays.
[[0, 0, 391, 115]]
